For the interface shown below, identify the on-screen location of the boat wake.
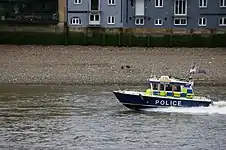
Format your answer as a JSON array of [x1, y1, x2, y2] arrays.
[[142, 101, 226, 115]]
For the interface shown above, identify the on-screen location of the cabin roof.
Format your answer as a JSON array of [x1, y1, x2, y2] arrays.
[[147, 76, 193, 86]]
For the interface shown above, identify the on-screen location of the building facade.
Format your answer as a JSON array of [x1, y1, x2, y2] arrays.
[[67, 0, 123, 27], [67, 0, 226, 28], [0, 0, 59, 25]]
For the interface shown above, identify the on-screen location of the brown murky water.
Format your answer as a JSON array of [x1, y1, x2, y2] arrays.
[[0, 85, 226, 150]]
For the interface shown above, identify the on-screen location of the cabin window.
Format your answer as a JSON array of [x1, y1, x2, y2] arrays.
[[160, 84, 164, 91], [165, 84, 172, 91], [173, 85, 181, 92], [153, 83, 158, 90]]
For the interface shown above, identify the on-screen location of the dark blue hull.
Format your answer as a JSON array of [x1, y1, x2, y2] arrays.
[[113, 91, 212, 111]]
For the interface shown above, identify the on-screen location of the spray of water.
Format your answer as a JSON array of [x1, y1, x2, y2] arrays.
[[143, 101, 226, 115]]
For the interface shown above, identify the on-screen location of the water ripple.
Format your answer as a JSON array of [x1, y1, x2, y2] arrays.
[[0, 85, 226, 150]]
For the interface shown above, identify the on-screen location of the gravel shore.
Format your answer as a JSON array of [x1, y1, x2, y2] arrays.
[[0, 45, 225, 86]]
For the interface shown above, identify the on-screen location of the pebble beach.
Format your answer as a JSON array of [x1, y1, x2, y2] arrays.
[[0, 45, 225, 86]]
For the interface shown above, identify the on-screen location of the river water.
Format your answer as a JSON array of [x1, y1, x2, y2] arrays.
[[0, 85, 226, 150]]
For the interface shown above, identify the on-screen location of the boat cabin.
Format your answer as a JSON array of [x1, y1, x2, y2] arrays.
[[146, 76, 194, 99]]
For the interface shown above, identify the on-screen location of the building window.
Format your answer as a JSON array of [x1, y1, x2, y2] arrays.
[[108, 0, 115, 5], [154, 19, 163, 25], [107, 16, 115, 24], [174, 18, 187, 25], [71, 17, 82, 25], [74, 0, 82, 4], [220, 0, 226, 7], [174, 0, 187, 16], [198, 17, 207, 26], [135, 18, 144, 25], [155, 0, 163, 7], [199, 0, 207, 8], [219, 17, 226, 26]]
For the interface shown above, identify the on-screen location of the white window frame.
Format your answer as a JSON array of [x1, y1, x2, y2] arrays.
[[89, 14, 100, 25], [154, 19, 163, 25], [71, 17, 82, 25], [220, 0, 226, 7], [74, 0, 82, 4], [199, 0, 207, 8], [155, 0, 163, 7], [108, 0, 115, 5], [107, 16, 115, 24], [198, 17, 207, 26], [135, 18, 144, 25], [174, 18, 187, 25], [174, 0, 187, 16], [219, 17, 226, 26]]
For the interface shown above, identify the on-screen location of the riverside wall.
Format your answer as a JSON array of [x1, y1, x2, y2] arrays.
[[0, 26, 226, 47]]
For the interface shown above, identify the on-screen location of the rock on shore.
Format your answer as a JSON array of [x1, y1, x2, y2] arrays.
[[0, 45, 225, 85]]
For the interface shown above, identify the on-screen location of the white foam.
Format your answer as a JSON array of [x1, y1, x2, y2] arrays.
[[143, 101, 226, 115]]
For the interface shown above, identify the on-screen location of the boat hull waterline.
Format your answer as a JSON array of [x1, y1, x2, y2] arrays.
[[113, 91, 212, 110]]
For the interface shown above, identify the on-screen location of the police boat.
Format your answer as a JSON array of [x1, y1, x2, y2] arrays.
[[113, 75, 213, 110]]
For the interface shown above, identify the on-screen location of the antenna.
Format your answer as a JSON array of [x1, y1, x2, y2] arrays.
[[160, 63, 163, 76], [150, 64, 155, 78]]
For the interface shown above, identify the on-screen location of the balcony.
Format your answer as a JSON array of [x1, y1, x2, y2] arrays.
[[88, 13, 100, 26]]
